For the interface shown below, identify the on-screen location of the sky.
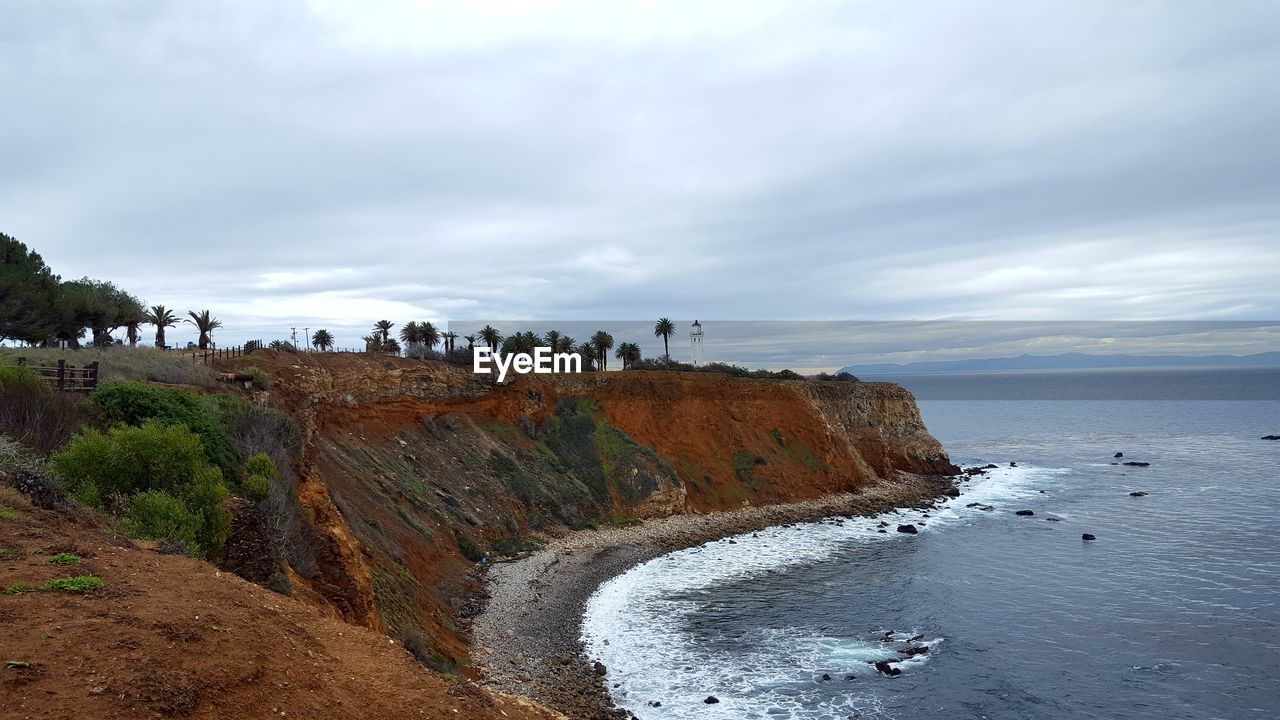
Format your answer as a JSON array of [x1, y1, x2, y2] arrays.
[[2, 1, 1279, 367]]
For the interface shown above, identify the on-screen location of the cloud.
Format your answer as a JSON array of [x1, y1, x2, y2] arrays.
[[1, 0, 1277, 355]]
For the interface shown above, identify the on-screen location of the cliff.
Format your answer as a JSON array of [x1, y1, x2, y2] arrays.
[[233, 352, 957, 672]]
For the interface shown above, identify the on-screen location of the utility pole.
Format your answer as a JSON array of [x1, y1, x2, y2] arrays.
[[304, 328, 310, 352]]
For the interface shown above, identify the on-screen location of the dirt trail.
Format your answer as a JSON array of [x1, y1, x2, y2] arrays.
[[0, 495, 563, 720]]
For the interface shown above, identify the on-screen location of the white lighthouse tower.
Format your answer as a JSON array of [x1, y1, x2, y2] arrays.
[[690, 320, 704, 366]]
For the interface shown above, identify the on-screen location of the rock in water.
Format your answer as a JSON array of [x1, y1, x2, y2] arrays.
[[873, 661, 902, 677], [1114, 452, 1124, 458], [943, 487, 961, 497], [1123, 461, 1151, 467], [1082, 533, 1097, 541], [1262, 435, 1280, 440], [704, 696, 720, 704], [592, 661, 607, 677], [897, 524, 919, 534], [1015, 510, 1035, 516], [1129, 491, 1148, 497], [1010, 461, 1018, 467], [899, 646, 929, 657]]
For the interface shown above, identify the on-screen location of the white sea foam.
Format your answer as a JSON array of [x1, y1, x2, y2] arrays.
[[581, 465, 1069, 719]]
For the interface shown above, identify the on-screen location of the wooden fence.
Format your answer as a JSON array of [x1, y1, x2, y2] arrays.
[[167, 344, 254, 365], [15, 358, 100, 392]]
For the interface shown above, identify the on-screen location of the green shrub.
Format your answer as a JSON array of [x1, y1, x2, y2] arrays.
[[48, 553, 81, 565], [5, 582, 33, 594], [125, 491, 200, 548], [456, 533, 486, 562], [49, 422, 231, 559], [246, 367, 270, 390], [242, 474, 270, 501], [0, 361, 93, 455], [243, 453, 278, 479], [90, 381, 239, 480], [43, 575, 104, 593]]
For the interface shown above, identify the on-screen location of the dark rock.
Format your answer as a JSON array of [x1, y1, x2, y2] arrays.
[[899, 646, 929, 657], [1262, 435, 1280, 440], [1082, 533, 1097, 541], [896, 524, 919, 534], [1123, 461, 1150, 467], [7, 466, 70, 513], [1015, 510, 1035, 516], [982, 464, 999, 469], [593, 661, 607, 677], [1046, 517, 1061, 522], [1114, 452, 1124, 458], [845, 674, 858, 681], [943, 487, 960, 497], [704, 696, 720, 704], [1129, 491, 1148, 497], [877, 529, 887, 533], [647, 701, 662, 707], [821, 673, 832, 681], [873, 661, 902, 677], [909, 634, 924, 641], [1010, 462, 1018, 467]]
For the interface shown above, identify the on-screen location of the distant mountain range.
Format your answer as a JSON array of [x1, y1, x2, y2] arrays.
[[839, 351, 1280, 375]]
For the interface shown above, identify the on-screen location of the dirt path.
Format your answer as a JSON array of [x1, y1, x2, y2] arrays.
[[0, 493, 563, 720]]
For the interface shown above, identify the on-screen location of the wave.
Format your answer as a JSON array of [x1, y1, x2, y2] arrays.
[[581, 465, 1069, 719]]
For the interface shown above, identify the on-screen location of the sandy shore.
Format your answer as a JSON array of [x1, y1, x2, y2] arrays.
[[469, 474, 952, 720]]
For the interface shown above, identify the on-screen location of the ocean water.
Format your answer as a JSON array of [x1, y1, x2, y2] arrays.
[[582, 369, 1280, 720]]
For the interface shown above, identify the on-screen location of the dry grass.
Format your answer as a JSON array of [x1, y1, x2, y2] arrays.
[[0, 347, 216, 388]]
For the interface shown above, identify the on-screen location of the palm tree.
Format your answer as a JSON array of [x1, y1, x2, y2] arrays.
[[464, 334, 476, 350], [421, 321, 440, 353], [557, 335, 576, 354], [442, 331, 457, 353], [654, 317, 676, 363], [544, 330, 562, 353], [615, 342, 641, 370], [145, 305, 178, 348], [312, 329, 334, 351], [576, 342, 598, 371], [590, 330, 614, 372], [373, 320, 395, 344], [479, 325, 502, 353], [185, 310, 222, 350], [362, 334, 380, 353], [400, 321, 423, 357]]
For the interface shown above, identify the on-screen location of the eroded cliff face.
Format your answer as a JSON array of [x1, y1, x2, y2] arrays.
[[237, 352, 956, 671]]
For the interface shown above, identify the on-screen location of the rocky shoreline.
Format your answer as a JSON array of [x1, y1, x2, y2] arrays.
[[469, 474, 953, 720]]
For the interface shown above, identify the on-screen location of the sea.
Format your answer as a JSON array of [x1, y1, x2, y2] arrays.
[[582, 368, 1280, 720]]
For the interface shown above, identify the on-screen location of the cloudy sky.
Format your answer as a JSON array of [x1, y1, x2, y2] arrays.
[[3, 1, 1278, 364]]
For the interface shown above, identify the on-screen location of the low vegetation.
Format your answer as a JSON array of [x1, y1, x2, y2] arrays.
[[43, 575, 104, 594], [49, 422, 231, 559]]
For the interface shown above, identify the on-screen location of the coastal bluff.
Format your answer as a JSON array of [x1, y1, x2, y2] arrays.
[[239, 352, 958, 675]]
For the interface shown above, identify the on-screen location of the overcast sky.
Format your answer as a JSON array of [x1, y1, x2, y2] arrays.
[[3, 1, 1278, 364]]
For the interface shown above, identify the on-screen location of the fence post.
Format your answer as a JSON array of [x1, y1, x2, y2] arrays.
[[87, 361, 100, 390], [56, 359, 66, 391]]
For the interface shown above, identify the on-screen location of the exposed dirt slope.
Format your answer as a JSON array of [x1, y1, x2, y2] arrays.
[[224, 352, 957, 674], [0, 496, 562, 720]]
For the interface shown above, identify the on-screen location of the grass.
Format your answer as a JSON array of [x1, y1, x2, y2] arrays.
[[0, 347, 217, 388], [0, 504, 16, 519], [48, 553, 81, 565], [43, 575, 104, 593], [0, 547, 21, 560], [5, 582, 33, 594]]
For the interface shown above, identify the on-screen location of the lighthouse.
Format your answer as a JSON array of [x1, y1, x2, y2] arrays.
[[690, 320, 704, 366]]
